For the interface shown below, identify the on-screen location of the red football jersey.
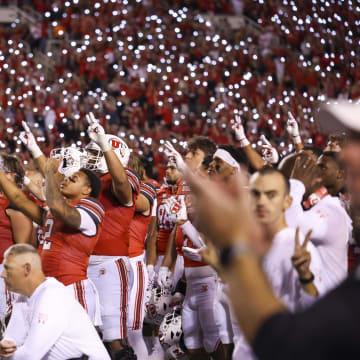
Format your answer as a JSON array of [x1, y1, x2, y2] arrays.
[[0, 194, 14, 263], [92, 168, 141, 256], [128, 181, 157, 258], [41, 197, 104, 286], [156, 178, 190, 256]]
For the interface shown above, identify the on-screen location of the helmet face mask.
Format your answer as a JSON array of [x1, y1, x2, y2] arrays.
[[84, 134, 130, 174], [50, 147, 87, 178]]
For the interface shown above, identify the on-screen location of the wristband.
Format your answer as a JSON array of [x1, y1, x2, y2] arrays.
[[299, 273, 314, 284], [219, 242, 253, 268], [238, 138, 250, 148], [100, 141, 111, 152], [293, 136, 302, 145], [23, 176, 31, 186], [31, 146, 43, 159]]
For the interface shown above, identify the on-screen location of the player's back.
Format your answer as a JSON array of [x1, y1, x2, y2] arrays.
[[92, 169, 140, 256]]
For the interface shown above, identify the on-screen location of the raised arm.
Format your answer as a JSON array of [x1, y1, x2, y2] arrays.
[[43, 158, 81, 229], [0, 171, 43, 225], [23, 175, 45, 202], [233, 114, 266, 170], [86, 113, 133, 205], [286, 112, 304, 152], [19, 121, 47, 175]]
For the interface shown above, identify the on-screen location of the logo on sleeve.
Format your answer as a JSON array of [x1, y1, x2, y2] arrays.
[[38, 313, 49, 324]]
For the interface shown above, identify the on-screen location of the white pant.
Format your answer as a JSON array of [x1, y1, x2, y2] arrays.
[[87, 256, 129, 341], [214, 281, 234, 345], [66, 278, 102, 326], [182, 272, 220, 353], [215, 281, 255, 360], [128, 254, 148, 330]]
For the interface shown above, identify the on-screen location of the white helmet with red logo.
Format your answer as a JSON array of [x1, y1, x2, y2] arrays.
[[159, 308, 182, 348], [85, 134, 130, 173], [50, 146, 87, 177]]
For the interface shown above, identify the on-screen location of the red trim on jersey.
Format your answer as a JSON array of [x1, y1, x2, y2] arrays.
[[133, 261, 145, 330], [77, 200, 104, 221], [116, 259, 128, 339]]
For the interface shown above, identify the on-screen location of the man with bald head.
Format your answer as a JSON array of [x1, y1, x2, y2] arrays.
[[0, 244, 110, 360]]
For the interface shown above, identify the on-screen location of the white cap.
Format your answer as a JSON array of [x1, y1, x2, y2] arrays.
[[316, 101, 360, 134]]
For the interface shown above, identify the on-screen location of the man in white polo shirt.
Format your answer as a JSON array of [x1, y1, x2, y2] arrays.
[[0, 244, 110, 360]]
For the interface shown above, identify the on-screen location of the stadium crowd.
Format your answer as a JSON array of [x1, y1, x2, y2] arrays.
[[0, 0, 359, 360], [0, 0, 359, 178]]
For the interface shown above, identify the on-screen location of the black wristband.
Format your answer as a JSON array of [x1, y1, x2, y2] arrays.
[[299, 272, 314, 284], [219, 243, 252, 269]]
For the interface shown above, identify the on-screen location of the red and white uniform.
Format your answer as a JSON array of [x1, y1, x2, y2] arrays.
[[175, 227, 221, 353], [155, 179, 189, 278], [40, 197, 104, 325], [0, 194, 17, 318], [87, 168, 141, 341], [127, 181, 157, 359], [128, 181, 157, 332]]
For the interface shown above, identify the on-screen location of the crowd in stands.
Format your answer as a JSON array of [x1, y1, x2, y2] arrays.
[[0, 0, 359, 179]]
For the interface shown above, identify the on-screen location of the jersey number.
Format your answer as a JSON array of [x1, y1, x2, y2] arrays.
[[42, 218, 54, 250]]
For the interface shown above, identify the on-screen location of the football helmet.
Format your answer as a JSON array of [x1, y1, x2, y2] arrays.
[[50, 147, 87, 178], [165, 344, 187, 359], [85, 134, 130, 173], [159, 308, 182, 348], [145, 285, 173, 325]]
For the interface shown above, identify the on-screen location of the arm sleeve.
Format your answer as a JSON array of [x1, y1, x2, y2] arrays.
[[12, 290, 68, 360], [180, 221, 205, 248], [140, 182, 157, 207], [285, 179, 306, 227], [151, 198, 158, 217], [75, 198, 105, 237], [125, 168, 141, 195], [3, 298, 29, 346], [286, 180, 330, 244]]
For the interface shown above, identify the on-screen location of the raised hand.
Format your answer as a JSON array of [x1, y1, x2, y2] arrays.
[[86, 112, 110, 152], [260, 135, 279, 164], [164, 141, 187, 172], [19, 121, 43, 158], [290, 153, 322, 192], [286, 112, 302, 144], [291, 228, 312, 280], [232, 114, 250, 147], [44, 156, 62, 175]]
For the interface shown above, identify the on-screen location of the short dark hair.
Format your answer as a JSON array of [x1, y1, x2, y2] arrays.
[[1, 154, 25, 187], [302, 146, 323, 158], [79, 168, 102, 198], [321, 151, 344, 170], [140, 156, 154, 179], [201, 155, 213, 170], [187, 136, 217, 157], [257, 166, 290, 194]]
